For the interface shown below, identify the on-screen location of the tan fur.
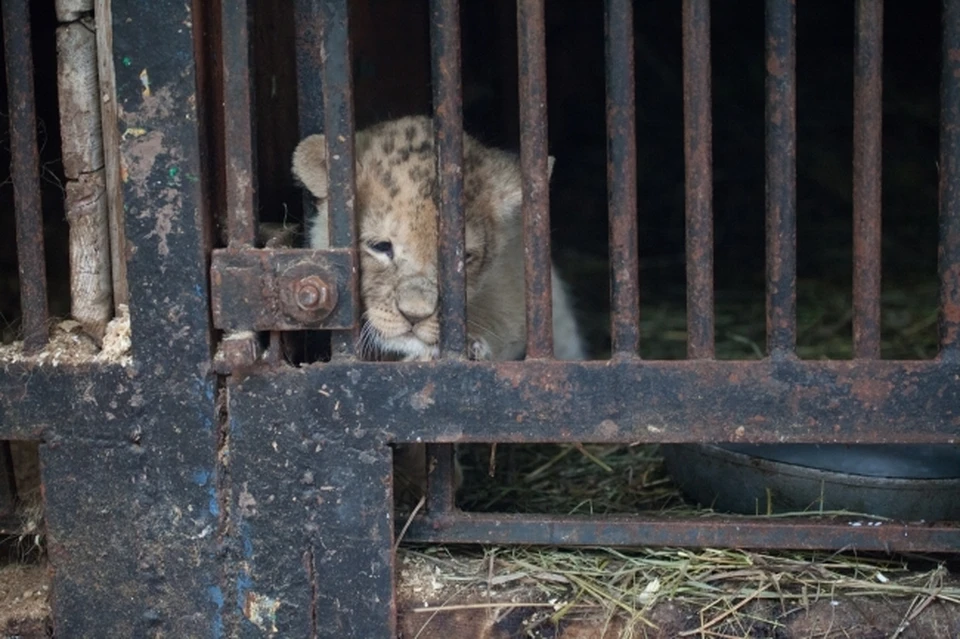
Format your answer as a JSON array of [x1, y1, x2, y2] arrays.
[[292, 115, 585, 362]]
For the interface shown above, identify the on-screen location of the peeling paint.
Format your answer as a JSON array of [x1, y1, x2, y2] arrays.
[[243, 591, 280, 634]]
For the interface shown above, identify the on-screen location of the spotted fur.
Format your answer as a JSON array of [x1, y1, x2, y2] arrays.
[[292, 115, 585, 361]]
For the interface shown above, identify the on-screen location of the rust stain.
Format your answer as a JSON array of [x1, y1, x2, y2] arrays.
[[850, 378, 893, 407], [766, 44, 783, 76], [120, 130, 164, 195], [146, 198, 177, 257], [595, 419, 619, 438], [495, 364, 526, 390], [119, 85, 178, 126], [409, 382, 436, 411]]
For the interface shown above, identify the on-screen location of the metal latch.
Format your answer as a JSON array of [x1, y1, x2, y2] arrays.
[[210, 248, 356, 331]]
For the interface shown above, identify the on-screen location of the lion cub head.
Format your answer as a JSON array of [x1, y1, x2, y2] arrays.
[[293, 116, 548, 360]]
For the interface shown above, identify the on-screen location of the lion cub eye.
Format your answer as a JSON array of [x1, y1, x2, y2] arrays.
[[367, 240, 394, 259], [465, 251, 478, 265]]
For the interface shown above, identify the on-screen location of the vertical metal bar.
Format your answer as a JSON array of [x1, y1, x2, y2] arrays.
[[425, 0, 463, 546], [518, 0, 553, 359], [940, 0, 960, 358], [764, 0, 797, 358], [682, 0, 716, 360], [219, 0, 265, 368], [320, 0, 360, 359], [295, 0, 325, 138], [605, 0, 640, 359], [425, 444, 456, 514], [2, 0, 49, 353], [852, 0, 883, 359], [430, 0, 468, 359], [222, 0, 258, 247]]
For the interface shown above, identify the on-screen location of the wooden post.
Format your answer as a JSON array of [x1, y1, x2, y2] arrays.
[[56, 0, 116, 339]]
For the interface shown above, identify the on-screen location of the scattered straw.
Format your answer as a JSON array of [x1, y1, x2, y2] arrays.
[[0, 304, 131, 367], [399, 545, 960, 636]]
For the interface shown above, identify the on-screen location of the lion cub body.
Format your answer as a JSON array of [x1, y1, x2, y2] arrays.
[[292, 116, 584, 362]]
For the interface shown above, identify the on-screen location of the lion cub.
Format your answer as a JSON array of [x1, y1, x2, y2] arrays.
[[292, 116, 585, 362]]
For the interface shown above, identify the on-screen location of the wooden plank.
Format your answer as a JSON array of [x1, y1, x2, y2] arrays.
[[95, 0, 129, 309]]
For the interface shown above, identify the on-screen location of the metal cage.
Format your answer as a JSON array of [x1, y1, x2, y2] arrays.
[[0, 0, 958, 635]]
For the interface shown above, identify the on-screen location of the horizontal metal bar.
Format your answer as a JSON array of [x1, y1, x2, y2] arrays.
[[210, 248, 357, 331], [518, 0, 554, 359], [232, 359, 960, 444], [3, 0, 49, 353], [682, 0, 715, 360], [222, 0, 259, 247], [0, 364, 131, 440], [403, 512, 960, 552], [605, 0, 641, 358], [940, 0, 960, 358], [430, 0, 468, 359], [852, 0, 883, 359], [765, 0, 797, 358]]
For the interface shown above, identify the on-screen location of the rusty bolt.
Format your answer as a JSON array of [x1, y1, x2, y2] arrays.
[[293, 275, 334, 313]]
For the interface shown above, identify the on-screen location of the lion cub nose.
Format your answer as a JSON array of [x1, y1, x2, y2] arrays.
[[396, 278, 438, 325]]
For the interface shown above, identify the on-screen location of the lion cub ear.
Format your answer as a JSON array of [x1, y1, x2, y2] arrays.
[[292, 134, 329, 199]]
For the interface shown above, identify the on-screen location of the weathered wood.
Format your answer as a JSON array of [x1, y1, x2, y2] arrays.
[[65, 173, 112, 338], [95, 0, 128, 308], [55, 0, 92, 22], [57, 17, 112, 339]]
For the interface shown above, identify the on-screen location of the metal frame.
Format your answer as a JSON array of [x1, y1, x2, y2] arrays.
[[0, 0, 958, 636]]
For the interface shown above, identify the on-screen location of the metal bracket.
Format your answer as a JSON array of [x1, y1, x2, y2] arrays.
[[211, 248, 357, 331]]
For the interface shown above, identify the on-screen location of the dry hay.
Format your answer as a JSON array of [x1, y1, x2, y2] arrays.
[[0, 303, 131, 367], [0, 563, 50, 636], [398, 546, 960, 638], [399, 279, 952, 637]]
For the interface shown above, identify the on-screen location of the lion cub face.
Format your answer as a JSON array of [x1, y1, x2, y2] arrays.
[[293, 116, 532, 360]]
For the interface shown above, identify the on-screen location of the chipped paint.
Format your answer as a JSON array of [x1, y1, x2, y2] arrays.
[[139, 68, 151, 97], [243, 591, 280, 634]]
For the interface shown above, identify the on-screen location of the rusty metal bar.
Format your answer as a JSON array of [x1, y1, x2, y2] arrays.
[[425, 444, 456, 514], [764, 0, 797, 358], [605, 0, 640, 358], [2, 0, 49, 353], [518, 0, 554, 359], [430, 0, 468, 359], [295, 0, 324, 138], [404, 511, 960, 552], [852, 0, 883, 359], [426, 0, 464, 536], [222, 0, 258, 247], [320, 0, 360, 359], [682, 0, 716, 360], [240, 359, 960, 446], [940, 0, 960, 358]]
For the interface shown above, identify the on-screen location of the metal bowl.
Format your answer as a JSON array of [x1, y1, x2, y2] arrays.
[[659, 443, 960, 521]]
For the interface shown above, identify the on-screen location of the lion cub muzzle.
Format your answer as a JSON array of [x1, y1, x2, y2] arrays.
[[395, 276, 438, 328]]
